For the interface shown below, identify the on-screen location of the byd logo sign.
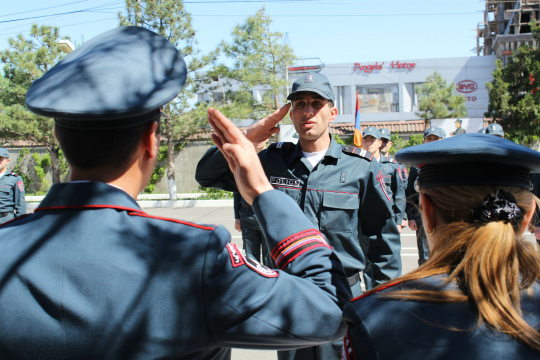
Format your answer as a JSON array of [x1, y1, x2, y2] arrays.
[[456, 80, 477, 93]]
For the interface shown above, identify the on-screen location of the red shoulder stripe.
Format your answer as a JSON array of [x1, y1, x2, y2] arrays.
[[35, 204, 216, 231], [35, 204, 145, 214], [349, 279, 404, 302]]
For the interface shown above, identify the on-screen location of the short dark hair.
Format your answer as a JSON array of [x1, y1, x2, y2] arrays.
[[55, 114, 161, 171]]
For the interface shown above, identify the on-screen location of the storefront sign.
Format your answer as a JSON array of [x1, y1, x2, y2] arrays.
[[353, 62, 384, 73], [353, 60, 416, 72], [456, 80, 478, 93], [390, 61, 416, 71]]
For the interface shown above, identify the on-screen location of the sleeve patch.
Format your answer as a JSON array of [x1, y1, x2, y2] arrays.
[[17, 181, 24, 192], [342, 329, 358, 360], [402, 167, 408, 179], [271, 229, 330, 269], [397, 167, 403, 181], [376, 171, 391, 202], [226, 243, 245, 267], [226, 243, 278, 277], [245, 256, 278, 278]]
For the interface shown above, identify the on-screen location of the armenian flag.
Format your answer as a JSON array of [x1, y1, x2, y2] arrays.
[[353, 92, 362, 147]]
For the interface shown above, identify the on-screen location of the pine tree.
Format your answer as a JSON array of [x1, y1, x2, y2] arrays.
[[120, 0, 217, 198], [485, 21, 540, 147], [218, 6, 296, 118], [0, 24, 71, 184], [415, 71, 467, 127]]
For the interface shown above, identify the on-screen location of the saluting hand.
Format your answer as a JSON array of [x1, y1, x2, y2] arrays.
[[208, 107, 273, 205], [243, 103, 291, 143]]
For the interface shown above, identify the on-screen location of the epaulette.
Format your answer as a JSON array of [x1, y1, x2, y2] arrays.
[[268, 142, 294, 152], [7, 172, 18, 176], [342, 145, 373, 161]]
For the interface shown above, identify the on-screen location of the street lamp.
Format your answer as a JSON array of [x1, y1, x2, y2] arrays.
[[58, 39, 74, 54]]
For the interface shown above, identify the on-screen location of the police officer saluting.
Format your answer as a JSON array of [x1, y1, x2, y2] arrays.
[[0, 27, 351, 360], [0, 147, 25, 224], [196, 72, 401, 360]]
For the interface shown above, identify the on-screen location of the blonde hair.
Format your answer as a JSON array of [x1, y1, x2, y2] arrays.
[[385, 185, 540, 351]]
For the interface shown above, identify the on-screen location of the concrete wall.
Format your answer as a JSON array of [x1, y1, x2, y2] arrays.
[[4, 140, 215, 195]]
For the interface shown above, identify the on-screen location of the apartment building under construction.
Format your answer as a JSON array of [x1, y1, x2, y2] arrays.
[[477, 0, 540, 64]]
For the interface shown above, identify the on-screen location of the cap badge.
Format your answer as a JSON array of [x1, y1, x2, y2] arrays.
[[305, 74, 313, 83]]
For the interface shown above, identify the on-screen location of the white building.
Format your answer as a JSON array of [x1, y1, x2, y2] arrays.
[[197, 55, 497, 136], [296, 56, 497, 126]]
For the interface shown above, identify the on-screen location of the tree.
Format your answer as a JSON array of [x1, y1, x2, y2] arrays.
[[415, 71, 467, 127], [0, 24, 70, 184], [485, 21, 540, 147], [220, 6, 297, 116], [120, 0, 217, 199]]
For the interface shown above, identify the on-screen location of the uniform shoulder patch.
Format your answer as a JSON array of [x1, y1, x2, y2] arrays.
[[226, 243, 278, 278], [268, 142, 293, 152], [17, 180, 24, 192], [342, 145, 373, 161]]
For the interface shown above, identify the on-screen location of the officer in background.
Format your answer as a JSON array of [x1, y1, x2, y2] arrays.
[[450, 118, 466, 136], [379, 128, 408, 228], [361, 127, 406, 232], [196, 72, 401, 360], [406, 126, 444, 265], [477, 127, 487, 134], [0, 147, 26, 224], [0, 27, 351, 360], [486, 123, 504, 137]]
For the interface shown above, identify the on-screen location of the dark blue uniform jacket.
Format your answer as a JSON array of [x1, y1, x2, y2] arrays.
[[196, 138, 401, 288], [380, 155, 406, 224], [0, 170, 26, 223], [0, 182, 351, 360], [342, 274, 540, 360]]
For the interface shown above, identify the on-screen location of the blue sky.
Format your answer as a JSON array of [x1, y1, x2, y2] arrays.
[[1, 0, 485, 64]]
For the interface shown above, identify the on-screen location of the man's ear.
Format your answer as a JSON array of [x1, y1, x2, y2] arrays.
[[328, 106, 338, 124], [142, 121, 160, 159]]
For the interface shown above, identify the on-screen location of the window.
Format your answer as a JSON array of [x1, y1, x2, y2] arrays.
[[356, 84, 399, 113], [333, 86, 352, 114]]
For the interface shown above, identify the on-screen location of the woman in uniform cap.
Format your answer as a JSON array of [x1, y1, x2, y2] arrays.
[[342, 133, 540, 359]]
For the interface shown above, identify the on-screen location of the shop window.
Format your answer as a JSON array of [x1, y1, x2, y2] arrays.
[[356, 84, 399, 114]]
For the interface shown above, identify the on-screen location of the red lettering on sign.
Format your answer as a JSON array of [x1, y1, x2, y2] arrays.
[[353, 62, 384, 73], [456, 80, 477, 93], [390, 61, 416, 71]]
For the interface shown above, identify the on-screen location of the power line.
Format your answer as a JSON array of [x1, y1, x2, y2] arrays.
[[0, 0, 90, 18]]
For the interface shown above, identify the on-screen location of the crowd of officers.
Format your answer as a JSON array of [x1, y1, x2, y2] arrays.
[[0, 26, 538, 360]]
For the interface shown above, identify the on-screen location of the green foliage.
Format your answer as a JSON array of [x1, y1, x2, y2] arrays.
[[389, 132, 407, 155], [198, 186, 233, 200], [485, 21, 540, 145], [332, 134, 347, 145], [406, 135, 424, 147], [11, 148, 31, 190], [196, 6, 297, 122], [120, 0, 218, 196], [31, 152, 51, 193], [0, 24, 70, 183], [144, 146, 168, 193], [415, 71, 467, 126]]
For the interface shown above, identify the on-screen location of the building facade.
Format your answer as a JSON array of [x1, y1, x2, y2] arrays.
[[291, 56, 497, 128]]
